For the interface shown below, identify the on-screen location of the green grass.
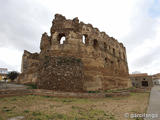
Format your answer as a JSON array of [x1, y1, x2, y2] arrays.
[[23, 110, 30, 113], [87, 90, 101, 93]]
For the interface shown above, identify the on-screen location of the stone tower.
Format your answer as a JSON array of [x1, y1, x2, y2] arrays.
[[19, 14, 132, 92]]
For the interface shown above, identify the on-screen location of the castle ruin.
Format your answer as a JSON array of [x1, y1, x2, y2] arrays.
[[19, 14, 132, 92]]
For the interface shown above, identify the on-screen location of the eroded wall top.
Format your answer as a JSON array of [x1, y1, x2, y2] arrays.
[[40, 14, 127, 62]]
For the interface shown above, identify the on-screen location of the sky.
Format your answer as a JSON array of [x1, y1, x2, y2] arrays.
[[0, 0, 160, 74]]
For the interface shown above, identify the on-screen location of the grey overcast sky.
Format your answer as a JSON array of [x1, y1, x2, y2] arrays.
[[0, 0, 160, 74]]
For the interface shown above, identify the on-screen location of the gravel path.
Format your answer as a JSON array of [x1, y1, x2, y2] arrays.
[[145, 85, 160, 120], [0, 82, 28, 90]]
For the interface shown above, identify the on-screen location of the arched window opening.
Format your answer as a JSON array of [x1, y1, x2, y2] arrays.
[[111, 61, 114, 64], [105, 57, 108, 63], [104, 42, 107, 51], [117, 59, 120, 66], [93, 39, 98, 49], [113, 48, 115, 56], [82, 35, 89, 45], [82, 35, 86, 44], [58, 33, 66, 44], [60, 36, 66, 44]]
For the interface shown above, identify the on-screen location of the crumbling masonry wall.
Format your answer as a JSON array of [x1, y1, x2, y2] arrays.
[[19, 14, 132, 91], [37, 56, 84, 92], [18, 50, 39, 84]]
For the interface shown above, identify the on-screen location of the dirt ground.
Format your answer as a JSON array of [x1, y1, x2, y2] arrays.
[[0, 92, 149, 120]]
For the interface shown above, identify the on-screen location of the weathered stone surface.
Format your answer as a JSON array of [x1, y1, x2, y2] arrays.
[[18, 14, 132, 91], [37, 56, 84, 92], [19, 50, 39, 84]]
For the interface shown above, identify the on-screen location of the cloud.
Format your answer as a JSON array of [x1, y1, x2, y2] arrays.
[[123, 0, 157, 50], [149, 0, 160, 18], [0, 0, 53, 72], [133, 46, 160, 67], [0, 47, 23, 71], [0, 0, 51, 52], [127, 15, 160, 74], [0, 0, 159, 74]]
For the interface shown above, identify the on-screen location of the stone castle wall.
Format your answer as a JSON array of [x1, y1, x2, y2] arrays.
[[37, 56, 84, 92], [19, 14, 132, 91]]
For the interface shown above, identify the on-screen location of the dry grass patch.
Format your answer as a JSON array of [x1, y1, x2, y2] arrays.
[[0, 92, 149, 120]]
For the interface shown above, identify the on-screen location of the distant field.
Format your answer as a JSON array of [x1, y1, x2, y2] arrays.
[[0, 93, 149, 120]]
